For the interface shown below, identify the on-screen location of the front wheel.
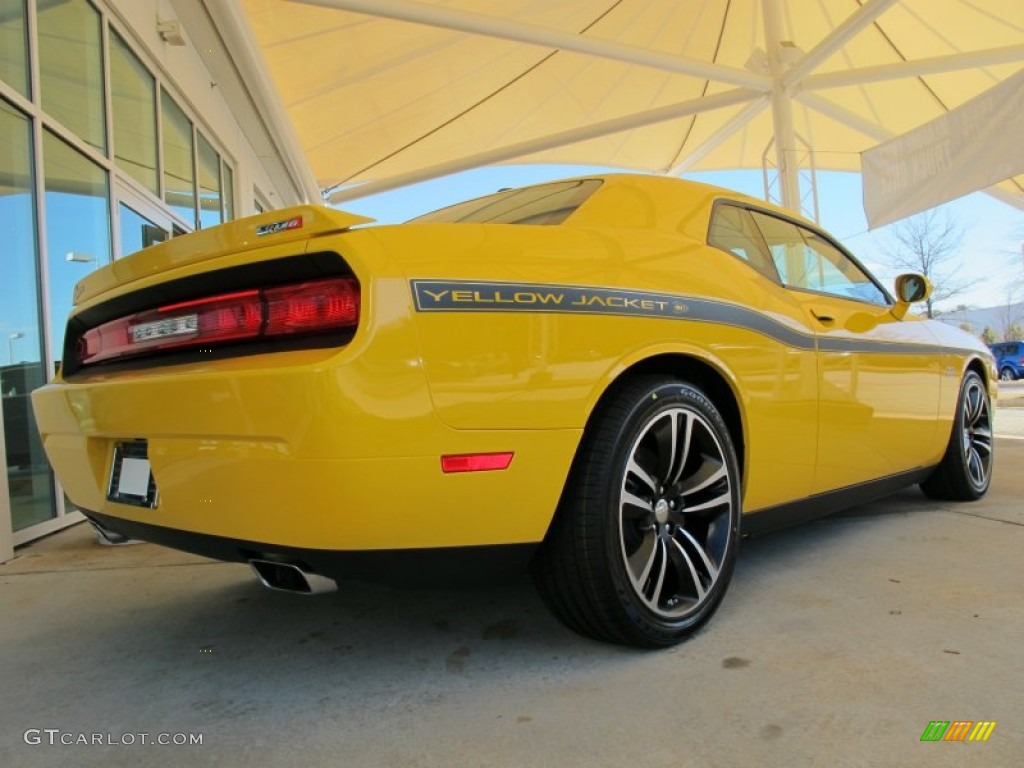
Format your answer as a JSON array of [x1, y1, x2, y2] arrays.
[[531, 376, 741, 648], [921, 371, 993, 501], [999, 367, 1016, 382]]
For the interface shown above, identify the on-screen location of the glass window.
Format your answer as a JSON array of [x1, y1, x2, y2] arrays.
[[749, 211, 888, 305], [707, 204, 779, 281], [0, 0, 29, 97], [110, 30, 158, 194], [1, 100, 56, 530], [222, 162, 234, 221], [161, 88, 195, 227], [197, 132, 221, 229], [44, 130, 111, 361], [38, 0, 106, 152], [119, 203, 168, 257], [412, 179, 602, 225]]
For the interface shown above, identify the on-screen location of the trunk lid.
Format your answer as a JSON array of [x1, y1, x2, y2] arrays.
[[73, 205, 373, 306]]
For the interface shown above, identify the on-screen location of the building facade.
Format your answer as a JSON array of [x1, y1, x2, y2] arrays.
[[0, 0, 312, 560]]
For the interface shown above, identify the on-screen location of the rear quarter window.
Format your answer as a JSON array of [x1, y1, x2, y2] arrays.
[[707, 203, 781, 282]]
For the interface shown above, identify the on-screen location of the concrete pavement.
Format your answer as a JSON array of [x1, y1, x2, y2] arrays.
[[1, 416, 1021, 767]]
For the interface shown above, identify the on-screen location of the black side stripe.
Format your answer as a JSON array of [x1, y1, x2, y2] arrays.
[[410, 279, 968, 357]]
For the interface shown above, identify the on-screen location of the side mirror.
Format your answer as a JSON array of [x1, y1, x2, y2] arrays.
[[891, 273, 932, 319]]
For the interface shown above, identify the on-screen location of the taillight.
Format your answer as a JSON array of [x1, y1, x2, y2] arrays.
[[78, 277, 359, 366], [264, 279, 359, 336]]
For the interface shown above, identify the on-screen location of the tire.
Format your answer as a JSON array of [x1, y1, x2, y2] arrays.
[[920, 371, 993, 501], [531, 376, 741, 648], [999, 367, 1016, 382]]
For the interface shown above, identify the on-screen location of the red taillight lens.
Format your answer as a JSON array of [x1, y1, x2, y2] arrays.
[[265, 279, 359, 336], [78, 277, 359, 366], [153, 291, 263, 345]]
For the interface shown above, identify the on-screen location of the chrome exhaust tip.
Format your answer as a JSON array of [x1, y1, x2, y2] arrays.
[[87, 519, 143, 546], [249, 559, 337, 595]]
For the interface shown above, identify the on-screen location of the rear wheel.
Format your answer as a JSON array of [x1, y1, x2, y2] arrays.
[[999, 367, 1016, 382], [921, 371, 993, 501], [531, 377, 741, 647]]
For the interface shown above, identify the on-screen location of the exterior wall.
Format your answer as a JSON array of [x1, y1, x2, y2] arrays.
[[0, 0, 308, 559], [108, 0, 296, 215]]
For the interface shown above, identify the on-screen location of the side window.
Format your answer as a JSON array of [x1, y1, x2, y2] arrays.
[[749, 211, 888, 305], [707, 204, 779, 282]]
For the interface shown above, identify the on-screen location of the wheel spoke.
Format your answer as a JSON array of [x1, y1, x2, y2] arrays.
[[668, 413, 693, 488], [621, 490, 653, 515], [648, 540, 669, 605], [627, 458, 659, 495], [964, 388, 979, 423], [967, 448, 987, 485], [675, 527, 720, 580], [669, 538, 706, 601], [680, 460, 726, 496], [655, 412, 681, 485], [683, 488, 732, 514], [627, 530, 658, 588]]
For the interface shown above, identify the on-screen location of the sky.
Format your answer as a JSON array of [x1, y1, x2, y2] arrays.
[[336, 165, 1024, 313]]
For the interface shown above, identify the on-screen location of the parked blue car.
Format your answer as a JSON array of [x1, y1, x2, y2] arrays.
[[990, 341, 1024, 381]]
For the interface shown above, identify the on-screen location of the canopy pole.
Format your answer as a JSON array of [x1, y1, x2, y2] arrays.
[[782, 0, 902, 91], [762, 0, 800, 213], [290, 0, 771, 91], [801, 44, 1024, 91], [666, 96, 770, 176]]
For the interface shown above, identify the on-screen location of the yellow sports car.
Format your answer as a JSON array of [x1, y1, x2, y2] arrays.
[[32, 174, 995, 647]]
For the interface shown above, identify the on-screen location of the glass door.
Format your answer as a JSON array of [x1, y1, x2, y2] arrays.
[[116, 186, 173, 259]]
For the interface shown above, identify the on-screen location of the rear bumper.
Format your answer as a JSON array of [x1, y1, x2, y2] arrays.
[[42, 430, 577, 549], [32, 349, 581, 551]]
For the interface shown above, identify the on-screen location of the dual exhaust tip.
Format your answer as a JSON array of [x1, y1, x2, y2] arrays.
[[249, 559, 337, 595]]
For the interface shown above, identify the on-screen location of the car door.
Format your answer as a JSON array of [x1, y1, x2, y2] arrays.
[[747, 210, 944, 494]]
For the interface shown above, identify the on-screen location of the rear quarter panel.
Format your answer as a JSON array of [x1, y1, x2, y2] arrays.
[[368, 210, 822, 512]]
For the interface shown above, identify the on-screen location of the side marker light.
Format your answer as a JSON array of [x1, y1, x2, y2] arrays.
[[441, 452, 515, 473]]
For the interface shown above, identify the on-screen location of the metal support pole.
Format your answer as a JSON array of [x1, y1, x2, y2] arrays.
[[762, 0, 800, 213]]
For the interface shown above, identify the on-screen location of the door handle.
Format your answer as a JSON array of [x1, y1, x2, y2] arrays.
[[810, 309, 835, 324]]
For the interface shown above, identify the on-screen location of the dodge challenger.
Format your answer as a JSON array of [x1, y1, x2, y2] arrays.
[[31, 174, 995, 647]]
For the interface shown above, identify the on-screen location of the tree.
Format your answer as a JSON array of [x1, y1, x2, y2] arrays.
[[995, 283, 1024, 341], [982, 326, 997, 345], [883, 209, 978, 318]]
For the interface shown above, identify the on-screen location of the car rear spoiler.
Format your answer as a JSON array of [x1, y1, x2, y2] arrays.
[[72, 205, 374, 307]]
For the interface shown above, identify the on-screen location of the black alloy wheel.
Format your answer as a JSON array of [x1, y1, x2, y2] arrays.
[[921, 370, 993, 501], [531, 376, 741, 647]]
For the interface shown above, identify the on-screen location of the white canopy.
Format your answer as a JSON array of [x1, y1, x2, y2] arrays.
[[196, 0, 1024, 220]]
